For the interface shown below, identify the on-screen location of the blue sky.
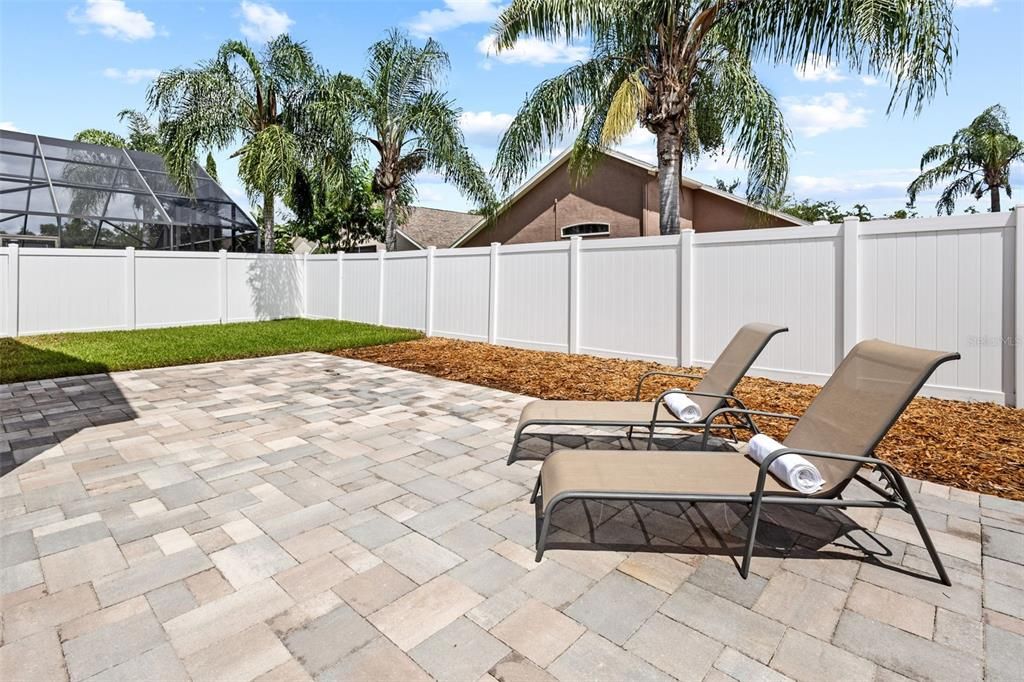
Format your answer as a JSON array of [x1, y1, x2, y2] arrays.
[[2, 0, 1022, 218]]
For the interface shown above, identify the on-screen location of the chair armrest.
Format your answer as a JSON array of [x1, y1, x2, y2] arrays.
[[699, 406, 801, 448], [651, 388, 748, 424], [751, 447, 896, 497], [634, 370, 703, 400]]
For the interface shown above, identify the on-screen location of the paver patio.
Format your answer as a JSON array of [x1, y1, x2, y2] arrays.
[[1, 352, 1022, 682]]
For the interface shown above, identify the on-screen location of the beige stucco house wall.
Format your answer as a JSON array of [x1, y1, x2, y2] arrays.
[[455, 150, 804, 248]]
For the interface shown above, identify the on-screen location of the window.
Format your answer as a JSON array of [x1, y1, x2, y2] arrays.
[[560, 222, 610, 238]]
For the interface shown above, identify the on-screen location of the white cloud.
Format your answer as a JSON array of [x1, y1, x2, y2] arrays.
[[102, 67, 161, 84], [68, 0, 156, 41], [782, 93, 869, 137], [460, 111, 514, 138], [409, 1, 503, 38], [611, 127, 656, 165], [859, 75, 880, 86], [477, 34, 588, 68], [0, 121, 23, 132], [955, 0, 995, 7], [696, 149, 748, 174], [794, 54, 845, 83], [790, 171, 914, 197], [239, 1, 293, 42]]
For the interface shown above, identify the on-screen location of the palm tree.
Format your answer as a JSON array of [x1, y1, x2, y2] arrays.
[[74, 110, 220, 179], [908, 104, 1022, 214], [490, 0, 957, 235], [345, 31, 495, 251], [148, 36, 325, 252], [74, 109, 162, 153]]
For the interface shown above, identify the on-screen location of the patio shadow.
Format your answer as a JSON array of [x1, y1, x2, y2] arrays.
[[1, 340, 136, 475]]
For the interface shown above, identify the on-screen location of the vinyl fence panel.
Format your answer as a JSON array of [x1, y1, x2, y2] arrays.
[[3, 208, 1021, 406], [496, 243, 570, 352], [305, 255, 339, 320], [135, 251, 220, 328], [693, 225, 841, 383], [578, 236, 681, 364], [432, 248, 491, 340], [340, 254, 379, 325], [18, 249, 127, 334], [382, 252, 427, 331]]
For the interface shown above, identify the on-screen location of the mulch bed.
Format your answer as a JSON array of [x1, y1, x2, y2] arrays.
[[336, 338, 1024, 501]]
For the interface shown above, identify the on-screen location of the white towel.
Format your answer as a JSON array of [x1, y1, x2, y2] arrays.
[[748, 434, 825, 494], [664, 393, 702, 423]]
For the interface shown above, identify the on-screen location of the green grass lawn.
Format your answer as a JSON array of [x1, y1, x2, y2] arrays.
[[1, 318, 422, 384]]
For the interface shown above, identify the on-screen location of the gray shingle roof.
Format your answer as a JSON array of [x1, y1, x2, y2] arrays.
[[399, 206, 479, 248]]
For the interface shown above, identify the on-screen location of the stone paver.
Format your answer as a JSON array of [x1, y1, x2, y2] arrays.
[[0, 353, 1018, 681], [368, 574, 485, 651], [62, 610, 166, 681], [282, 603, 377, 675], [624, 613, 722, 681], [491, 599, 586, 667], [410, 617, 510, 682]]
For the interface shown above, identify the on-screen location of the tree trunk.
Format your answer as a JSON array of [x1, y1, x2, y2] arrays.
[[262, 193, 274, 254], [656, 130, 683, 235], [990, 187, 1001, 213], [383, 189, 398, 252]]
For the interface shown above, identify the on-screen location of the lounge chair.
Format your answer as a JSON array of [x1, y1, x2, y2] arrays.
[[507, 323, 788, 464], [532, 339, 959, 585]]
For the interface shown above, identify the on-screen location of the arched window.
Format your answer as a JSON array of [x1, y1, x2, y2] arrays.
[[560, 222, 610, 238]]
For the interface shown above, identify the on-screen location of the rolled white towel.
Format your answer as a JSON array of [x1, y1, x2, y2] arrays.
[[664, 392, 702, 423], [748, 434, 825, 494]]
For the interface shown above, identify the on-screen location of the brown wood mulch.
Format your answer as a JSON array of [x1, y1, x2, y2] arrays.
[[336, 338, 1024, 501]]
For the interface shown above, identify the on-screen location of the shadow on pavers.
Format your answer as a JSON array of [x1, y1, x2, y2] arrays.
[[1, 340, 136, 475]]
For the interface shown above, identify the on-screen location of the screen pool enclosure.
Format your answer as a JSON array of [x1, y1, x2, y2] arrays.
[[0, 130, 260, 251]]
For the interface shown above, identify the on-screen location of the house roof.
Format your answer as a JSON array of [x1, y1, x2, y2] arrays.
[[450, 147, 807, 247], [397, 206, 480, 249]]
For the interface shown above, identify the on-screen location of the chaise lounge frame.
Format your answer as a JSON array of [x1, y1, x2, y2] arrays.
[[507, 323, 788, 464], [530, 340, 960, 585]]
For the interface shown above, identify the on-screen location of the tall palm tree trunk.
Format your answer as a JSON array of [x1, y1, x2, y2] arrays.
[[262, 193, 275, 253], [383, 189, 399, 252], [657, 130, 682, 235], [990, 187, 1001, 213]]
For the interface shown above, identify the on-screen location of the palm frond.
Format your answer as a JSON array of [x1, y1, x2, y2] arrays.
[[729, 0, 956, 115], [492, 57, 620, 192], [600, 70, 648, 146], [237, 124, 301, 201], [694, 48, 791, 205]]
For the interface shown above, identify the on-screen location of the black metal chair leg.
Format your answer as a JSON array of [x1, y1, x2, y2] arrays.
[[740, 495, 764, 579], [535, 509, 553, 562], [897, 479, 952, 585], [507, 425, 527, 465], [529, 473, 542, 504]]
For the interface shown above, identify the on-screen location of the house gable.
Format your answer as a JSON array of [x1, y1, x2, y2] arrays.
[[452, 149, 805, 247]]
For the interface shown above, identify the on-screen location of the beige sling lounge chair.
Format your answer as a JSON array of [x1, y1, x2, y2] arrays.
[[532, 339, 960, 585], [507, 323, 788, 464]]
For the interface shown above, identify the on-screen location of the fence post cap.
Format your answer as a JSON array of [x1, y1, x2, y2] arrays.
[[426, 245, 436, 251], [218, 248, 227, 254], [812, 220, 830, 226], [842, 216, 860, 224]]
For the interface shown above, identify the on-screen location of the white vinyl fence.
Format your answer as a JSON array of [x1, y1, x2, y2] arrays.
[[3, 208, 1022, 406]]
